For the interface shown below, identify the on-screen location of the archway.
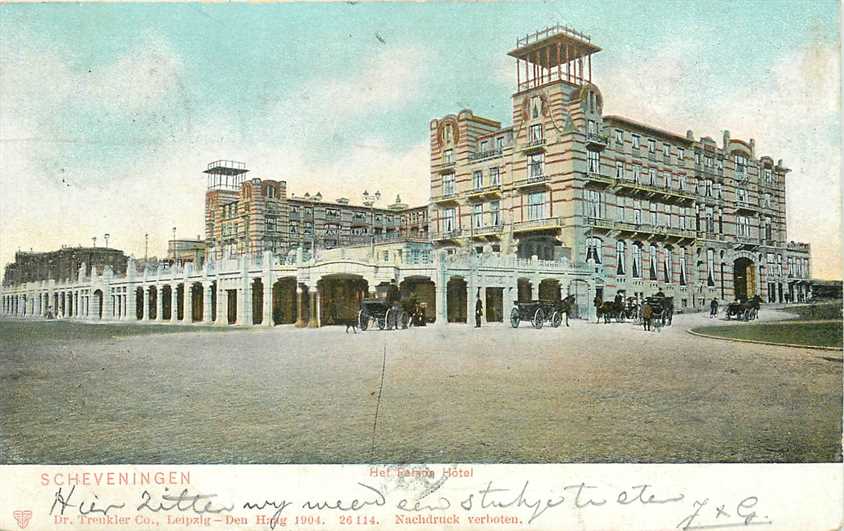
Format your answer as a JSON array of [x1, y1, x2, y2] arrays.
[[161, 285, 173, 320], [136, 287, 144, 319], [446, 277, 467, 323], [733, 257, 756, 301], [148, 286, 158, 320], [485, 287, 503, 322], [318, 275, 369, 325], [227, 289, 237, 324], [191, 283, 204, 322], [517, 278, 533, 302], [272, 277, 297, 325], [176, 284, 185, 320], [252, 278, 263, 325], [539, 279, 561, 302], [93, 289, 103, 319], [399, 277, 436, 324]]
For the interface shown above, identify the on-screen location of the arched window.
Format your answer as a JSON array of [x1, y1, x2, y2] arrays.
[[664, 247, 673, 283], [632, 243, 642, 278], [586, 237, 602, 264], [706, 248, 715, 286], [649, 244, 658, 280], [678, 247, 687, 285], [616, 241, 626, 275]]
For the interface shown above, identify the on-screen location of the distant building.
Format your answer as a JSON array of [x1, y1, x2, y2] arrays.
[[167, 238, 206, 265], [2, 246, 128, 287], [202, 160, 430, 259], [810, 279, 842, 300]]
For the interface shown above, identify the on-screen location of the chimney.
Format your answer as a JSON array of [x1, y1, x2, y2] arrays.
[[722, 130, 730, 150], [749, 138, 755, 157], [686, 130, 694, 140]]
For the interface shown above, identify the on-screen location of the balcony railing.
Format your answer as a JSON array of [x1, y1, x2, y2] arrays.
[[470, 224, 504, 236], [522, 137, 546, 151], [614, 222, 696, 240], [787, 241, 810, 252], [514, 174, 549, 189], [432, 228, 463, 240], [469, 148, 503, 162], [612, 178, 696, 204], [585, 217, 614, 231], [432, 192, 459, 204], [513, 216, 563, 232], [585, 132, 608, 150], [432, 160, 456, 173], [467, 183, 503, 199]]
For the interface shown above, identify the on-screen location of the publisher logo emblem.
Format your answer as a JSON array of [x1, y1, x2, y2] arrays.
[[13, 510, 32, 529]]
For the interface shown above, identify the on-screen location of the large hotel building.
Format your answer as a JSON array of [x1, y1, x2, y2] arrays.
[[428, 25, 811, 307], [1, 25, 815, 325]]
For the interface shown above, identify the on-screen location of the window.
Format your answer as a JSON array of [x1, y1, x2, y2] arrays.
[[303, 222, 313, 235], [586, 190, 602, 219], [632, 134, 641, 149], [663, 247, 673, 283], [737, 215, 750, 238], [707, 249, 715, 286], [678, 148, 685, 160], [473, 170, 483, 190], [616, 200, 625, 222], [443, 173, 455, 195], [650, 202, 658, 226], [527, 192, 546, 220], [715, 183, 723, 199], [490, 167, 500, 185], [735, 154, 747, 178], [588, 120, 597, 136], [717, 158, 724, 172], [678, 248, 687, 285], [648, 168, 657, 186], [662, 143, 670, 157], [529, 153, 544, 178], [648, 139, 656, 153], [588, 150, 601, 174], [530, 96, 541, 119], [764, 217, 772, 240], [663, 172, 671, 189], [633, 206, 642, 225], [632, 244, 642, 278], [443, 208, 456, 232], [267, 187, 275, 199], [586, 237, 602, 264], [529, 124, 543, 142], [705, 206, 714, 233], [490, 201, 501, 226], [616, 241, 626, 275], [678, 174, 687, 191], [694, 152, 701, 165], [649, 245, 658, 280], [473, 204, 483, 228], [495, 136, 504, 151], [764, 168, 773, 184], [736, 187, 748, 205], [480, 140, 489, 153], [776, 254, 783, 276], [633, 165, 641, 183], [763, 192, 771, 208], [443, 149, 453, 164], [615, 129, 623, 144], [615, 161, 624, 179], [705, 179, 713, 197], [704, 155, 713, 168], [289, 222, 298, 234]]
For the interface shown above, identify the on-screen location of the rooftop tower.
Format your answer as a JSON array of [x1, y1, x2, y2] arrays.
[[508, 24, 601, 92]]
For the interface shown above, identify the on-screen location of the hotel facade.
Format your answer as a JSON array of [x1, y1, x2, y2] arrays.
[[428, 25, 812, 309]]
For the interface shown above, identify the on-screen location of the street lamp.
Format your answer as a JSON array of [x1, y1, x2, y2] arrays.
[[172, 227, 177, 263], [104, 233, 110, 248], [362, 189, 381, 258], [91, 236, 97, 248], [144, 233, 149, 263]]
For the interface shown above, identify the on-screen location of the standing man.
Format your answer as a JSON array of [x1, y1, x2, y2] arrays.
[[475, 294, 483, 328], [709, 298, 719, 318]]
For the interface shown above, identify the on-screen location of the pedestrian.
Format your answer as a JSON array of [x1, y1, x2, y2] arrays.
[[642, 302, 653, 331], [475, 295, 483, 328], [709, 298, 719, 318]]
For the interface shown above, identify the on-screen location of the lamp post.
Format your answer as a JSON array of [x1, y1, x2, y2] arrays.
[[171, 227, 177, 264], [144, 233, 149, 263], [362, 189, 381, 259], [104, 233, 110, 248], [92, 237, 97, 248]]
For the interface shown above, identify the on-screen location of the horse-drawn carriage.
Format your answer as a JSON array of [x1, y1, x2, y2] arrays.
[[357, 298, 410, 331], [643, 296, 674, 330], [510, 296, 574, 329], [725, 296, 760, 321]]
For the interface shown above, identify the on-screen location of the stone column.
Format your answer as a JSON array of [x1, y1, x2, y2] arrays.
[[480, 285, 488, 325], [170, 285, 178, 323], [184, 284, 193, 323], [235, 285, 247, 326], [126, 287, 137, 321], [434, 279, 447, 326], [215, 283, 228, 325], [294, 286, 307, 327], [308, 289, 320, 328], [142, 287, 150, 321], [202, 283, 212, 323], [155, 286, 164, 322], [262, 275, 273, 327]]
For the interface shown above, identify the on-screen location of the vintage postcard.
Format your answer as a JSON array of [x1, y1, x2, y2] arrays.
[[0, 1, 842, 530]]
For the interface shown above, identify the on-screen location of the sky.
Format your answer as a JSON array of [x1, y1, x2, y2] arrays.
[[0, 1, 841, 279]]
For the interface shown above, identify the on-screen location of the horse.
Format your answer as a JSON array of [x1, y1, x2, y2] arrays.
[[557, 295, 576, 327], [597, 299, 625, 323]]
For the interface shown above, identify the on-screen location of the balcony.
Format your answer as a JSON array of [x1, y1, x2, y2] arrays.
[[584, 170, 615, 187], [432, 192, 460, 205], [584, 217, 614, 231], [350, 215, 369, 227], [612, 179, 696, 205], [787, 241, 810, 252], [734, 235, 759, 250], [614, 222, 696, 241], [469, 148, 503, 162], [466, 183, 503, 201], [521, 137, 546, 153], [470, 224, 504, 237], [514, 174, 549, 190], [513, 216, 563, 233], [734, 202, 759, 215], [432, 229, 463, 241], [432, 160, 456, 174], [585, 132, 608, 151]]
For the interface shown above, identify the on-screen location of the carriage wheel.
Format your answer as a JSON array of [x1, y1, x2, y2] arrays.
[[377, 315, 386, 330], [743, 309, 750, 321], [358, 310, 369, 331], [532, 308, 545, 329], [385, 309, 395, 330], [510, 308, 520, 328], [400, 311, 410, 329], [551, 311, 562, 328]]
